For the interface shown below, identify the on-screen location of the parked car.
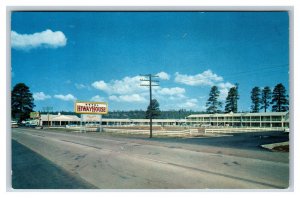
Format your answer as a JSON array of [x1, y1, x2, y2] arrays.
[[284, 128, 290, 133], [11, 121, 18, 128], [24, 119, 39, 127]]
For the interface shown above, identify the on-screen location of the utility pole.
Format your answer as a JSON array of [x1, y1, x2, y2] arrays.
[[43, 106, 53, 128], [140, 74, 159, 138]]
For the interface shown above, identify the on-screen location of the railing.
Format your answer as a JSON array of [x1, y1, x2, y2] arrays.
[[60, 124, 287, 136], [103, 128, 199, 136], [204, 127, 285, 133]]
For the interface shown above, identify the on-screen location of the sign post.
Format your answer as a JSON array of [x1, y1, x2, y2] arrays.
[[75, 101, 108, 133], [80, 114, 85, 133], [99, 114, 103, 132]]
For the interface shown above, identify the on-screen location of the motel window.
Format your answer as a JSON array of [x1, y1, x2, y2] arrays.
[[261, 116, 271, 121], [251, 116, 260, 121], [271, 116, 282, 121]]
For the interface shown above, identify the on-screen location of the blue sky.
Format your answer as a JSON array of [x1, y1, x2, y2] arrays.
[[11, 11, 289, 112]]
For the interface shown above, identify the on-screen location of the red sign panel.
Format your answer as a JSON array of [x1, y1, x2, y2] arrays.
[[75, 101, 108, 114]]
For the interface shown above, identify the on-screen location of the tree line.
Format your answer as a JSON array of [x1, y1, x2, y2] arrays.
[[205, 83, 289, 114], [11, 82, 289, 123]]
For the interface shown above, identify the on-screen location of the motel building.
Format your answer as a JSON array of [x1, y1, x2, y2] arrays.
[[186, 111, 289, 128], [39, 111, 289, 129], [40, 113, 80, 127], [40, 113, 185, 127]]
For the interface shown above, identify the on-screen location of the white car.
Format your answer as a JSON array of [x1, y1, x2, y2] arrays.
[[11, 121, 18, 128], [284, 128, 290, 133]]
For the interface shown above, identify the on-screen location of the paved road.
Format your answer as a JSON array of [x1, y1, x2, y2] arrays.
[[11, 128, 289, 189], [12, 140, 96, 189]]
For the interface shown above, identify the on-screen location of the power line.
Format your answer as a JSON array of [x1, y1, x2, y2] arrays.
[[140, 74, 159, 138], [175, 64, 288, 84]]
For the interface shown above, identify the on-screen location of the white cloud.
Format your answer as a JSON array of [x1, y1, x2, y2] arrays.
[[92, 76, 147, 95], [175, 70, 223, 86], [91, 74, 198, 109], [33, 92, 51, 101], [91, 81, 109, 91], [109, 94, 146, 103], [90, 75, 206, 110], [156, 71, 170, 80], [54, 94, 76, 101], [184, 98, 198, 108], [90, 71, 234, 110], [178, 98, 198, 109], [108, 95, 119, 101], [157, 87, 185, 95], [155, 87, 186, 99], [11, 29, 67, 50], [217, 82, 235, 100], [92, 76, 149, 104], [75, 83, 89, 90], [173, 70, 235, 102], [90, 95, 105, 102]]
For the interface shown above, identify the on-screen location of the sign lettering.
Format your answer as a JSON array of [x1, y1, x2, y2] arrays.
[[75, 101, 108, 114]]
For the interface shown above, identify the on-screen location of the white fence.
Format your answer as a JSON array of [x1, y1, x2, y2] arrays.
[[104, 127, 286, 136], [103, 128, 198, 136], [63, 125, 286, 136], [204, 127, 285, 134]]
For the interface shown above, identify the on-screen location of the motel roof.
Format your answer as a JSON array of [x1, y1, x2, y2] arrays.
[[41, 114, 80, 122], [187, 111, 289, 118]]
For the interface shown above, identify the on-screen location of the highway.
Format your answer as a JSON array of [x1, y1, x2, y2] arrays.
[[11, 128, 289, 189]]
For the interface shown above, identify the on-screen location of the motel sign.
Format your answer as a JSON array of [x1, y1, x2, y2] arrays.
[[75, 101, 108, 115]]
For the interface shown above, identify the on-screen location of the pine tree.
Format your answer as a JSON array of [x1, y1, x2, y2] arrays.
[[224, 84, 239, 113], [145, 99, 161, 119], [250, 87, 261, 113], [206, 86, 222, 113], [11, 83, 35, 122], [260, 86, 272, 112], [271, 83, 289, 112]]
